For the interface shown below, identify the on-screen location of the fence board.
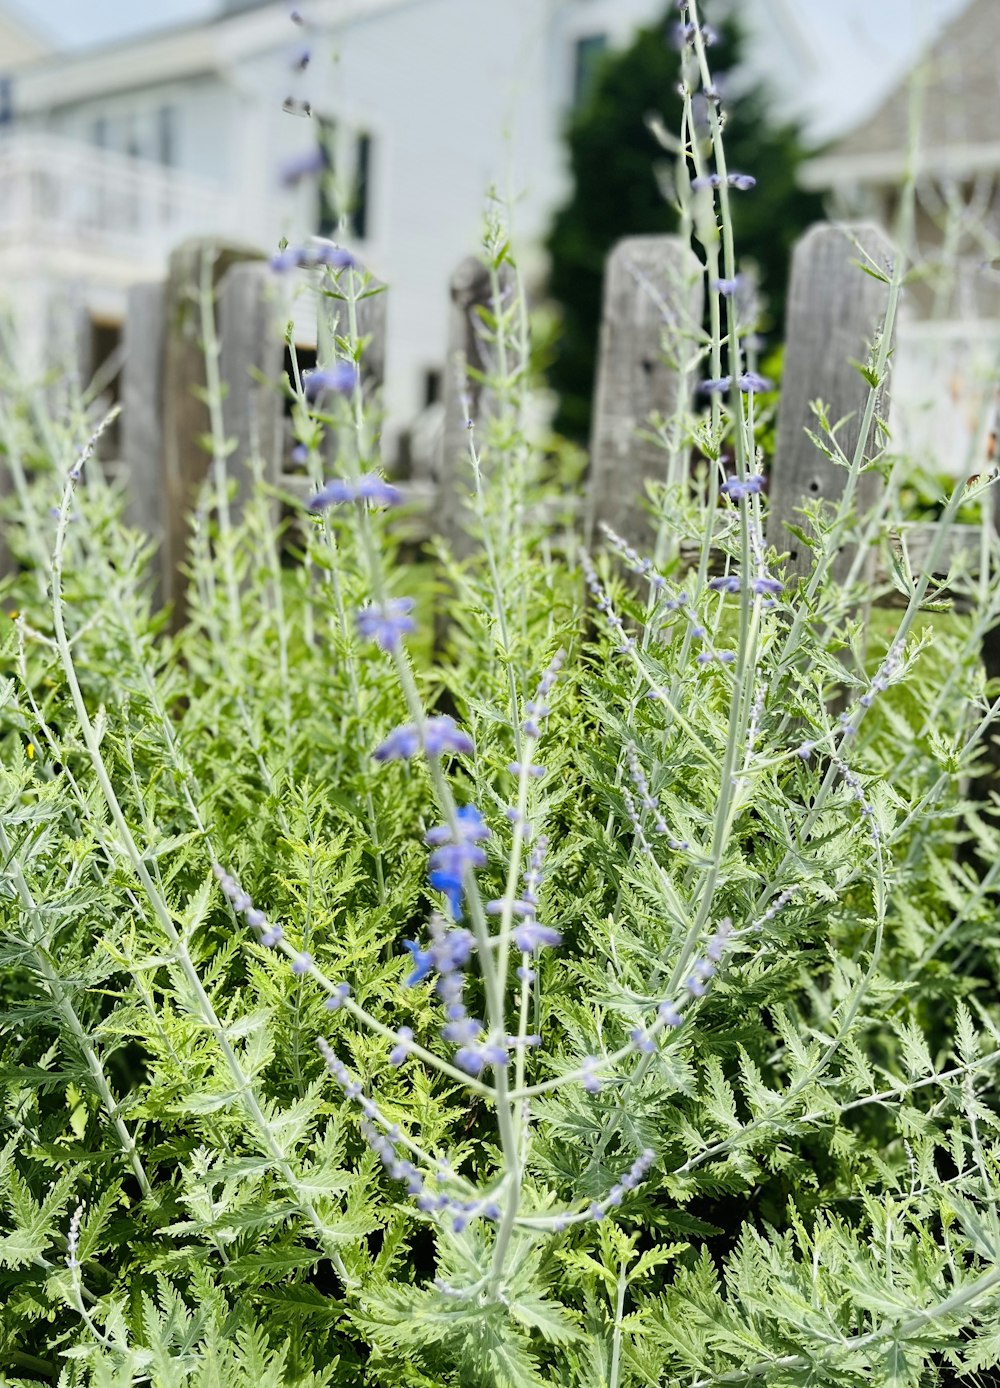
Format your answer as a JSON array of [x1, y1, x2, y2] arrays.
[[122, 281, 167, 603], [588, 234, 703, 549], [218, 262, 287, 524], [160, 238, 261, 618], [438, 255, 513, 554], [767, 223, 895, 582]]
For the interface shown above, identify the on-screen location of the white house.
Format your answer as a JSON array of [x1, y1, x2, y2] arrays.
[[3, 0, 697, 451], [800, 0, 999, 477]]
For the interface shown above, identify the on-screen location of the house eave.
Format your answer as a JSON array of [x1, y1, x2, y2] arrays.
[[801, 142, 1000, 191], [12, 0, 427, 112]]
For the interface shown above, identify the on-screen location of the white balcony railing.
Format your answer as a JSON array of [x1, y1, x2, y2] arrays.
[[0, 132, 237, 271]]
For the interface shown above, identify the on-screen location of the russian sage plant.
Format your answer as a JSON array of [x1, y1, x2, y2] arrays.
[[4, 3, 1000, 1385]]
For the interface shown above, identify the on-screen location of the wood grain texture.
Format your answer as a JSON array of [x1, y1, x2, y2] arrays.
[[218, 261, 287, 526], [161, 238, 260, 619], [767, 222, 895, 582], [122, 281, 167, 604], [588, 235, 703, 549], [437, 256, 513, 555]]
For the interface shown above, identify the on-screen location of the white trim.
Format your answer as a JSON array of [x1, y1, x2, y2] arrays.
[[801, 141, 1000, 190], [12, 0, 430, 112]]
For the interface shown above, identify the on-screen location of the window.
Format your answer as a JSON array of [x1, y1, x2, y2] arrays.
[[572, 33, 608, 108], [423, 368, 442, 408], [352, 131, 372, 241], [316, 119, 374, 241]]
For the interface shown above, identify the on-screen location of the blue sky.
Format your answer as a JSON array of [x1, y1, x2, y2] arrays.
[[10, 0, 972, 138]]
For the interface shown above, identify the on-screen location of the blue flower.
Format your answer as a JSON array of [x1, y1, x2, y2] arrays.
[[711, 275, 745, 295], [738, 371, 772, 394], [270, 241, 356, 273], [721, 474, 766, 500], [403, 940, 434, 986], [356, 597, 416, 651], [309, 473, 403, 510], [388, 1027, 414, 1066], [709, 576, 741, 594], [303, 363, 359, 402], [279, 147, 326, 188], [425, 804, 489, 845], [423, 717, 475, 758], [700, 375, 732, 394], [751, 576, 784, 596], [372, 724, 420, 761], [512, 920, 562, 953]]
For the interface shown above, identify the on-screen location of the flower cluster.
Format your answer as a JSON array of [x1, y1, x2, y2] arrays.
[[424, 805, 490, 921], [279, 148, 326, 188], [303, 363, 359, 403], [700, 371, 771, 395], [355, 597, 416, 651], [720, 473, 766, 502], [270, 241, 356, 273], [320, 1040, 506, 1232], [588, 1149, 657, 1220], [373, 714, 474, 763], [489, 836, 561, 957], [214, 863, 285, 948], [691, 172, 756, 192], [309, 473, 402, 511]]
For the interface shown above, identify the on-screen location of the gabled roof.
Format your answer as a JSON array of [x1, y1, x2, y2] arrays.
[[0, 0, 53, 67], [802, 0, 999, 189]]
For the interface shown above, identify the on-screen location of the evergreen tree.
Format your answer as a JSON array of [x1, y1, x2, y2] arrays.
[[545, 8, 824, 439]]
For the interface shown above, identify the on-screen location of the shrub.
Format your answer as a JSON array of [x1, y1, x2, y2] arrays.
[[2, 8, 1000, 1387]]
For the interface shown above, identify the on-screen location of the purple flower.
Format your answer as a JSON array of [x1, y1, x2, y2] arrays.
[[372, 724, 421, 762], [700, 376, 732, 394], [691, 172, 755, 192], [721, 474, 766, 500], [389, 1027, 414, 1066], [303, 363, 359, 402], [279, 147, 326, 188], [425, 804, 488, 846], [658, 1001, 682, 1028], [581, 1057, 602, 1094], [738, 371, 772, 394], [711, 275, 745, 296], [291, 443, 309, 465], [423, 717, 475, 758], [374, 716, 473, 763], [309, 472, 402, 510], [269, 241, 356, 273], [291, 951, 313, 975], [355, 597, 416, 651], [751, 576, 784, 596], [513, 920, 562, 953], [325, 982, 351, 1011], [709, 576, 741, 594]]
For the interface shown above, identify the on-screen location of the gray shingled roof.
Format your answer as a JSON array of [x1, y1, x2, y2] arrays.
[[804, 0, 1000, 186]]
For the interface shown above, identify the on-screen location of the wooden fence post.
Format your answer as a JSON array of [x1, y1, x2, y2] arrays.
[[122, 281, 167, 603], [587, 234, 703, 549], [218, 261, 288, 525], [437, 255, 513, 554], [160, 238, 262, 618], [767, 223, 895, 582]]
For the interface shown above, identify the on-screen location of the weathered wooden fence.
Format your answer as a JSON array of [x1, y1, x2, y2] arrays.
[[4, 220, 994, 613]]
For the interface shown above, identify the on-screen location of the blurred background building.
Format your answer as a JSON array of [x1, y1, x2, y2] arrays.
[[0, 0, 980, 466]]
